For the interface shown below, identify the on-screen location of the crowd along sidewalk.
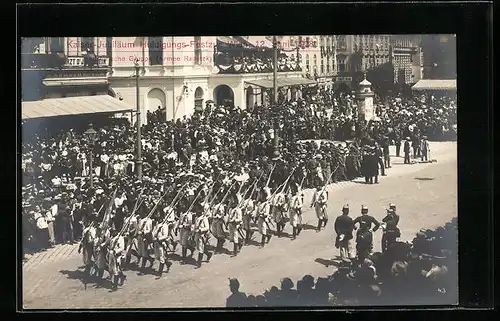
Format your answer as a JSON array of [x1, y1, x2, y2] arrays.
[[21, 141, 456, 269]]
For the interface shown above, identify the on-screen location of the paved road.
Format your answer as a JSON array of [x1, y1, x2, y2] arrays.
[[22, 142, 457, 309]]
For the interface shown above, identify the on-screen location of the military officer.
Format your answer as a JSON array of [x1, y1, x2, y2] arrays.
[[193, 210, 213, 267], [164, 206, 178, 252], [353, 205, 380, 263], [381, 205, 401, 253], [334, 205, 355, 260], [152, 218, 172, 277], [227, 197, 243, 256], [288, 188, 303, 240], [310, 181, 329, 232]]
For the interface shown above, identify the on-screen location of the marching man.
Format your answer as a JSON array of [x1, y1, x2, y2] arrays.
[[107, 228, 126, 290], [78, 223, 97, 277], [257, 194, 272, 247], [334, 205, 355, 260], [310, 180, 329, 232], [137, 212, 154, 274], [241, 193, 256, 244], [272, 190, 288, 238], [288, 188, 303, 240], [163, 206, 178, 253], [152, 218, 172, 277], [94, 225, 111, 282], [177, 211, 193, 264], [228, 197, 243, 256], [193, 209, 213, 267], [123, 212, 139, 267]]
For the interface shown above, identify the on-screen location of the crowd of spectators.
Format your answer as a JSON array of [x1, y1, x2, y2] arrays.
[[21, 88, 456, 256]]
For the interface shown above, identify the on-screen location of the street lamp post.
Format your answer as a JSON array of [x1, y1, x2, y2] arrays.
[[84, 123, 98, 189], [134, 59, 143, 180]]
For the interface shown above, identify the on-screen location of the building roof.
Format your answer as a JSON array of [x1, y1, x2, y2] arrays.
[[22, 95, 134, 120], [412, 79, 457, 91], [359, 78, 372, 86], [245, 77, 317, 89]]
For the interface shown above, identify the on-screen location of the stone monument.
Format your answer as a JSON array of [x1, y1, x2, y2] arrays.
[[356, 73, 375, 122]]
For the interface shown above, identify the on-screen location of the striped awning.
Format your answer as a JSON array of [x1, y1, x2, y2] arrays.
[[22, 95, 134, 120], [412, 79, 457, 91], [245, 77, 317, 89]]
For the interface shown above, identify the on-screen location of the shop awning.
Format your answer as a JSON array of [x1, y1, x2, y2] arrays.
[[412, 79, 457, 91], [245, 77, 317, 89], [22, 95, 134, 120]]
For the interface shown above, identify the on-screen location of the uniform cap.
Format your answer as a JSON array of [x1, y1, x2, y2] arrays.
[[228, 278, 240, 288], [389, 203, 396, 209], [342, 204, 349, 210], [361, 205, 368, 210]]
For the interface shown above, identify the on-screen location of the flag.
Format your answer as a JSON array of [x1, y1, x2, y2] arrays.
[[101, 188, 117, 229]]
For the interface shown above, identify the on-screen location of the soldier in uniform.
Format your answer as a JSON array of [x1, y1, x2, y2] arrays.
[[241, 192, 256, 244], [137, 212, 154, 274], [193, 210, 213, 267], [227, 197, 243, 256], [107, 228, 126, 289], [257, 193, 272, 247], [288, 188, 303, 240], [381, 205, 401, 253], [152, 218, 172, 277], [272, 190, 288, 237], [310, 181, 329, 232], [334, 205, 355, 260], [176, 211, 193, 264], [353, 205, 380, 264]]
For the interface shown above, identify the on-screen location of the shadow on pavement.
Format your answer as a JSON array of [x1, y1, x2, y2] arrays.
[[414, 177, 435, 181], [59, 268, 115, 291]]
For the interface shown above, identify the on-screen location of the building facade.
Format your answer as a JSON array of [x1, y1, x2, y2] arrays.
[[390, 35, 422, 84], [108, 36, 305, 124], [21, 37, 111, 101]]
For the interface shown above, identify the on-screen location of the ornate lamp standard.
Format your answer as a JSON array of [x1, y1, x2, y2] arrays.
[[83, 123, 98, 189]]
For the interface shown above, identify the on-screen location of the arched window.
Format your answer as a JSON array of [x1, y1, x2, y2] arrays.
[[194, 87, 204, 111]]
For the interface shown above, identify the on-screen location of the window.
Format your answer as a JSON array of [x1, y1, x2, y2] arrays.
[[306, 54, 310, 71], [50, 37, 64, 54], [194, 36, 202, 64], [106, 37, 113, 66], [313, 54, 317, 66], [326, 61, 330, 73], [148, 37, 163, 66], [81, 37, 94, 53], [321, 59, 324, 74]]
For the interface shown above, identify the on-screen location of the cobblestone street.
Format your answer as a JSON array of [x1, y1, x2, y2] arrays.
[[22, 142, 457, 309]]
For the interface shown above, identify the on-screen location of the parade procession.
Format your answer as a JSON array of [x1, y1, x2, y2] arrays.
[[21, 35, 458, 307]]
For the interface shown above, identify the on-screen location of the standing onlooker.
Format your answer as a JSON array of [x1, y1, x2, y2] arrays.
[[403, 137, 411, 164]]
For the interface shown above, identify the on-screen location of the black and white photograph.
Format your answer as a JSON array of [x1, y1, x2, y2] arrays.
[[21, 35, 458, 308]]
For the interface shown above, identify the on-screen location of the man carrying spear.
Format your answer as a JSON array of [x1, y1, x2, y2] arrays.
[[227, 196, 243, 257], [193, 204, 213, 268], [107, 227, 126, 290], [310, 177, 329, 232], [152, 213, 172, 277], [289, 179, 305, 240]]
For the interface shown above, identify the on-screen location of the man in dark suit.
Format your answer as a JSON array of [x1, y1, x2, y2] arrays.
[[403, 137, 411, 164]]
